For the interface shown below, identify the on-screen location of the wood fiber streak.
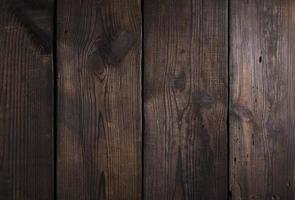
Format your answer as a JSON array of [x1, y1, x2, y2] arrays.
[[144, 0, 228, 199], [0, 0, 53, 199], [57, 0, 142, 199], [230, 0, 295, 199]]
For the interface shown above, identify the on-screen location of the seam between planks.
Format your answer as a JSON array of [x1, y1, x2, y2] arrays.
[[141, 0, 145, 199], [53, 0, 58, 199], [227, 0, 231, 199]]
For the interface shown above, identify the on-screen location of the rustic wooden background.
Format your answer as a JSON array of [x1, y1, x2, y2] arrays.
[[0, 0, 294, 199]]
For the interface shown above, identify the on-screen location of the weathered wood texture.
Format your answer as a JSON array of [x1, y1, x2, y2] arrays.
[[230, 0, 295, 199], [57, 0, 142, 199], [0, 0, 53, 199], [144, 0, 228, 199]]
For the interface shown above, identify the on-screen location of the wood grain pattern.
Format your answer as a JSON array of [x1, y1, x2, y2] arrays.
[[230, 0, 295, 199], [56, 0, 142, 199], [0, 0, 53, 199], [144, 0, 228, 199]]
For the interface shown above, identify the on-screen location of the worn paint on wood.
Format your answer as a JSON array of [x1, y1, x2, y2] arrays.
[[230, 0, 295, 199], [0, 0, 53, 199], [57, 0, 142, 199], [144, 0, 228, 199]]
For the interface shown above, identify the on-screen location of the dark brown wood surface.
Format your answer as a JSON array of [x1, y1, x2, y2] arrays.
[[56, 0, 142, 199], [144, 0, 228, 199], [230, 0, 295, 199], [0, 0, 54, 199], [4, 0, 295, 199]]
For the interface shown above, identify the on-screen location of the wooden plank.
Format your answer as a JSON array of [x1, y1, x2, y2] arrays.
[[56, 0, 142, 199], [0, 0, 53, 199], [230, 0, 295, 199], [144, 0, 228, 199]]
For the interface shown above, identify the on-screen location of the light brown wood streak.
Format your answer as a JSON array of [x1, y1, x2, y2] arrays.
[[230, 0, 295, 199]]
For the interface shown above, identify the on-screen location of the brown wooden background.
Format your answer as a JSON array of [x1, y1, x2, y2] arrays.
[[0, 0, 294, 199]]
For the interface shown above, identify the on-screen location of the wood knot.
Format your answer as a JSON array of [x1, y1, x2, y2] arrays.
[[266, 117, 284, 135], [231, 104, 253, 122], [105, 30, 135, 65], [87, 47, 107, 81], [192, 91, 215, 109], [173, 72, 186, 91], [271, 195, 280, 200], [12, 0, 52, 54]]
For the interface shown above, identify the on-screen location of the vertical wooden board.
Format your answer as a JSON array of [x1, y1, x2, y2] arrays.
[[144, 0, 228, 199], [230, 0, 295, 199], [0, 0, 53, 199], [57, 0, 142, 199]]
